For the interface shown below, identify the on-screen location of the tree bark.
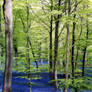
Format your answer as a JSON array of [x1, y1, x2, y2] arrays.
[[54, 0, 61, 90], [26, 36, 31, 80], [71, 0, 77, 80], [2, 0, 13, 92], [82, 19, 88, 77], [26, 5, 31, 91], [65, 0, 70, 92], [29, 39, 39, 70], [49, 0, 53, 83], [65, 24, 70, 92], [0, 5, 1, 61], [71, 22, 76, 78], [82, 47, 86, 77], [0, 4, 1, 33]]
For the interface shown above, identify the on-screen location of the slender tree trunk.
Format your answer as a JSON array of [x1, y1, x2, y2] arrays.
[[29, 39, 39, 70], [0, 4, 1, 33], [54, 21, 59, 90], [26, 4, 30, 78], [2, 0, 13, 92], [71, 21, 76, 78], [54, 0, 61, 90], [49, 27, 53, 80], [47, 32, 49, 64], [65, 24, 70, 92], [49, 0, 53, 83], [71, 0, 77, 81], [82, 19, 88, 77], [0, 5, 1, 67], [75, 18, 83, 69], [82, 47, 86, 77], [26, 36, 31, 81], [29, 38, 39, 82], [26, 5, 31, 92], [65, 0, 70, 92]]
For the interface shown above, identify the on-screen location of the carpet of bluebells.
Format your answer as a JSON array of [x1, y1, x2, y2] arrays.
[[0, 62, 92, 92]]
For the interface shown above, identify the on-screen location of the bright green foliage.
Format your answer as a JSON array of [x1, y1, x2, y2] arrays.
[[0, 0, 92, 91]]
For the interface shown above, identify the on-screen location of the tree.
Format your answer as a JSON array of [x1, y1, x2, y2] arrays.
[[49, 0, 53, 83], [2, 0, 13, 92], [71, 0, 77, 79], [65, 0, 71, 92], [54, 0, 61, 90], [82, 13, 89, 77], [0, 3, 1, 33]]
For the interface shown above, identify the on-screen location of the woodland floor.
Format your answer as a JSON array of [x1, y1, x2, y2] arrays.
[[0, 67, 92, 92]]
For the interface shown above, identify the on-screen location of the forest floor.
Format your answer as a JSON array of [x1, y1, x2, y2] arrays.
[[0, 67, 92, 92]]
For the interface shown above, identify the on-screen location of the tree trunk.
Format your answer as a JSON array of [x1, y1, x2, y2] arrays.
[[82, 47, 86, 77], [71, 0, 77, 80], [49, 0, 53, 83], [2, 0, 13, 92], [29, 39, 39, 70], [65, 0, 70, 92], [0, 4, 1, 33], [82, 18, 88, 77], [26, 5, 31, 91], [54, 21, 59, 90], [65, 24, 70, 92], [0, 5, 1, 67], [26, 37, 31, 80], [71, 21, 76, 78], [54, 0, 61, 90]]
